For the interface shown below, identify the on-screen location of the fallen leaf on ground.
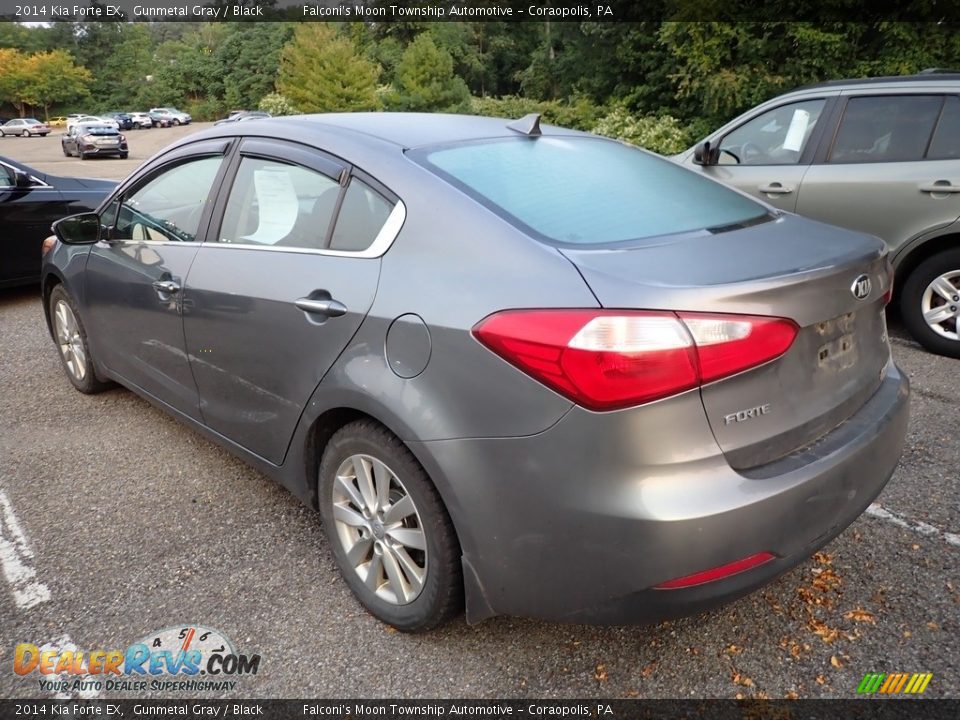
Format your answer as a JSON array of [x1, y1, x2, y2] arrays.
[[594, 663, 608, 682], [830, 655, 843, 668], [732, 672, 755, 687], [845, 608, 876, 623]]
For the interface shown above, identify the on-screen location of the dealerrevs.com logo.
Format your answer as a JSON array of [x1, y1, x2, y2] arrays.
[[14, 625, 260, 694]]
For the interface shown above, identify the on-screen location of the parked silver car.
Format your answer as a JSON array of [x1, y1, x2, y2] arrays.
[[41, 113, 908, 631], [678, 69, 960, 358]]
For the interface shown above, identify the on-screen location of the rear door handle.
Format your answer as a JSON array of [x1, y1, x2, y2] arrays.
[[295, 298, 347, 317], [919, 181, 960, 194], [758, 183, 794, 195], [152, 280, 180, 294]]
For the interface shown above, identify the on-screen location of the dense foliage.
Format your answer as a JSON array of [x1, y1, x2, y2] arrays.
[[1, 20, 959, 153]]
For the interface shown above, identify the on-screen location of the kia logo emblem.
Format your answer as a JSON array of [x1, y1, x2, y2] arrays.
[[851, 274, 872, 300]]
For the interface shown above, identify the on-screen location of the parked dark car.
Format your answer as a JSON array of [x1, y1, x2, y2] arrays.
[[61, 123, 129, 160], [41, 114, 909, 632], [214, 110, 271, 126], [102, 112, 134, 130], [0, 156, 115, 287], [147, 111, 171, 128]]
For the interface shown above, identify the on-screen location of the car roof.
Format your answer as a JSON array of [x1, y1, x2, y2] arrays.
[[799, 69, 960, 91], [239, 112, 586, 150]]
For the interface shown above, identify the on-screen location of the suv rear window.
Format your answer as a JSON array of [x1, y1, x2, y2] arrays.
[[414, 137, 769, 246]]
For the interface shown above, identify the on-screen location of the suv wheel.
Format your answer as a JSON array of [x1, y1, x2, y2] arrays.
[[318, 420, 463, 632], [900, 249, 960, 358]]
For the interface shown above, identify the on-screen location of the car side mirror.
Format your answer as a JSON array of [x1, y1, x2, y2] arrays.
[[14, 170, 33, 188], [52, 212, 101, 245], [692, 141, 720, 167]]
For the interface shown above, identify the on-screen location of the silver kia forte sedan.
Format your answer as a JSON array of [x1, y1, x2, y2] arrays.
[[41, 113, 909, 632]]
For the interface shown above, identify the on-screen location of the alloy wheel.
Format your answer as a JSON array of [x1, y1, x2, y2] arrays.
[[53, 300, 87, 381], [920, 270, 960, 341], [331, 454, 427, 605]]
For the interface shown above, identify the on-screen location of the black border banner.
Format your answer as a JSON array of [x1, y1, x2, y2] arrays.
[[2, 700, 959, 720], [2, 0, 960, 23]]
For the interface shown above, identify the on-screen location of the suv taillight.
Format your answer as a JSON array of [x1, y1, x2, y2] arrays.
[[473, 310, 798, 411]]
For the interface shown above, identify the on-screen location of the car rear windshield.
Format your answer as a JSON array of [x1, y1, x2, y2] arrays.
[[414, 136, 769, 246], [80, 126, 117, 135]]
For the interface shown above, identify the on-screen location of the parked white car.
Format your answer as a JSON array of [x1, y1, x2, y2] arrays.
[[67, 115, 119, 131], [129, 112, 153, 129]]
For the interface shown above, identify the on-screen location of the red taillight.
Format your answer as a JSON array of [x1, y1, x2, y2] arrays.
[[473, 310, 798, 411], [678, 313, 798, 384], [653, 551, 776, 590]]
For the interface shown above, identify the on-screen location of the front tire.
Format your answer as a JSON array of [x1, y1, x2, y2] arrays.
[[21, 129, 29, 137], [318, 420, 462, 632], [49, 286, 112, 394], [900, 248, 960, 358]]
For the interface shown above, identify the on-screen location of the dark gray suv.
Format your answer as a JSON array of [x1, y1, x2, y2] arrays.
[[678, 69, 960, 358]]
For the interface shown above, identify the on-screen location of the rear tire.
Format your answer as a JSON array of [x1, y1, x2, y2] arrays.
[[49, 286, 112, 394], [119, 153, 128, 159], [62, 145, 70, 157], [900, 248, 960, 359], [318, 420, 463, 632], [79, 151, 87, 160]]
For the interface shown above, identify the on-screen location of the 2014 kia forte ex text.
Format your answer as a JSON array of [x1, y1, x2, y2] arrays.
[[41, 113, 910, 632]]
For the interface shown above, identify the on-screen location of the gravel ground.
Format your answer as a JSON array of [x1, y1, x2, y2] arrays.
[[0, 127, 957, 700]]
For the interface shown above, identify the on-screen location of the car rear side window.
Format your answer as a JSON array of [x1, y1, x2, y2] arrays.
[[114, 156, 223, 243], [329, 178, 394, 252], [218, 157, 340, 250], [415, 137, 768, 246], [927, 96, 960, 160], [830, 95, 943, 163]]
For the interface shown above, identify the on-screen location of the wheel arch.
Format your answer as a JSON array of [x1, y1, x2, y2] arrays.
[[892, 231, 960, 297], [41, 271, 64, 338]]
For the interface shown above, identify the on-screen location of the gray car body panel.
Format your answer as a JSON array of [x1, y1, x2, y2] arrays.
[[41, 113, 910, 624]]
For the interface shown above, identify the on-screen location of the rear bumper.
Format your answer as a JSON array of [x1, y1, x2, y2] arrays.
[[412, 362, 910, 624]]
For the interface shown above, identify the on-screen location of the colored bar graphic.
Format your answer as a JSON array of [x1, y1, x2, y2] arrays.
[[858, 672, 932, 694]]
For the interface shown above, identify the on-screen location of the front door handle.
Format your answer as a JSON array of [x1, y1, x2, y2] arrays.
[[919, 181, 960, 194], [295, 298, 347, 317], [758, 182, 794, 195], [152, 280, 180, 294]]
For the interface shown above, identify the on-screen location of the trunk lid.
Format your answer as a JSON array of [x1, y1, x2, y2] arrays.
[[560, 214, 892, 469]]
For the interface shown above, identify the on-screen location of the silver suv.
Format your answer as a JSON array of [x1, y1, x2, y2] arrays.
[[677, 69, 960, 358]]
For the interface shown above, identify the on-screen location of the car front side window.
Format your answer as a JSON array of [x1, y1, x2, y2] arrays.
[[719, 99, 827, 166], [112, 156, 223, 243]]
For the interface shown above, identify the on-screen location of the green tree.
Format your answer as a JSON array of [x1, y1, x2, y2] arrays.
[[0, 48, 34, 116], [385, 34, 471, 112], [277, 24, 380, 113], [26, 50, 92, 119], [214, 23, 293, 111]]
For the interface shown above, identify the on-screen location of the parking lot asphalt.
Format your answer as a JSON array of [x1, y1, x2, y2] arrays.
[[0, 126, 957, 700]]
